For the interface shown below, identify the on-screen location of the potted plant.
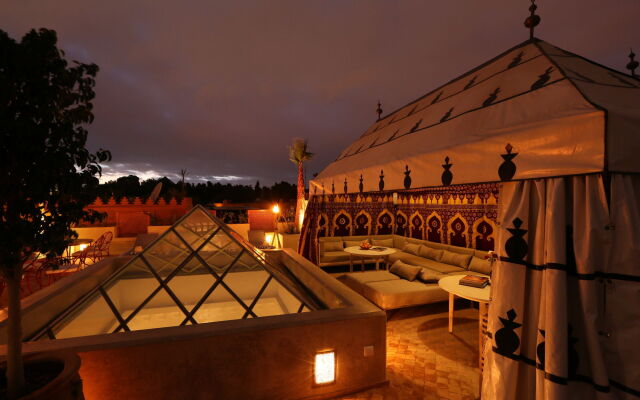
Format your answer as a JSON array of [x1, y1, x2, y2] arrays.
[[0, 28, 110, 398]]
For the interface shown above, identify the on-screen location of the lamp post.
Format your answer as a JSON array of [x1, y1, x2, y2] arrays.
[[272, 204, 282, 249]]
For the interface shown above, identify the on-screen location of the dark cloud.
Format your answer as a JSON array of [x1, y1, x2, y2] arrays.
[[3, 1, 638, 184]]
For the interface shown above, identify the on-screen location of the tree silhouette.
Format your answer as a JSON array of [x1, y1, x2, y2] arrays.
[[0, 28, 110, 398]]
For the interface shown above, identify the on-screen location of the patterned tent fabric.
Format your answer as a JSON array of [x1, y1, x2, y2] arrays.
[[310, 39, 640, 193], [483, 174, 640, 399], [298, 184, 499, 263]]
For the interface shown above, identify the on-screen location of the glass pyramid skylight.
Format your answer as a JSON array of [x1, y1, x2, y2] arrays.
[[36, 206, 319, 340]]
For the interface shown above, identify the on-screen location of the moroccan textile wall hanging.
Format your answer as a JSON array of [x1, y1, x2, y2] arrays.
[[298, 183, 499, 264]]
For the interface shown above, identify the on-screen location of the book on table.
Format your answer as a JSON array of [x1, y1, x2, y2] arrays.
[[459, 275, 489, 288]]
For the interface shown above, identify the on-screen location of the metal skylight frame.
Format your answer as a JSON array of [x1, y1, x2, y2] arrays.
[[29, 205, 322, 341]]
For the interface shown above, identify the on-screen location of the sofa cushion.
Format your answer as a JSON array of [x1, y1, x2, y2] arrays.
[[389, 260, 422, 281], [320, 251, 350, 263], [364, 280, 449, 310], [392, 236, 406, 250], [389, 252, 465, 274], [469, 256, 492, 275], [323, 241, 344, 252], [418, 269, 445, 283], [344, 240, 365, 248], [402, 243, 421, 256], [418, 246, 443, 261], [447, 246, 476, 257], [440, 250, 473, 268], [422, 241, 449, 251], [371, 238, 393, 248]]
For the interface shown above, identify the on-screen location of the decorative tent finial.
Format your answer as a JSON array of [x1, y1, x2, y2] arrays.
[[524, 0, 541, 40], [376, 101, 383, 121], [627, 49, 639, 77]]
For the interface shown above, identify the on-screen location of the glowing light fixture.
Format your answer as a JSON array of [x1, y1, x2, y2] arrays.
[[272, 204, 280, 214], [79, 244, 88, 251], [265, 233, 274, 245], [314, 351, 335, 385]]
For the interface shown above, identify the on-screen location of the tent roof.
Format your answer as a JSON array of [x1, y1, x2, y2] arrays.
[[311, 39, 640, 194]]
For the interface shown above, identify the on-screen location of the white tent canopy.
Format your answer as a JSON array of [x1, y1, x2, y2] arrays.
[[311, 39, 640, 194]]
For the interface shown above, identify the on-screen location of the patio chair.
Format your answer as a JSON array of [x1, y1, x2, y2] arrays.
[[74, 231, 113, 264], [21, 257, 48, 296]]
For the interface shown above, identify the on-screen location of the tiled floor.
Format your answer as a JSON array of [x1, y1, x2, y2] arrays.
[[338, 301, 481, 400]]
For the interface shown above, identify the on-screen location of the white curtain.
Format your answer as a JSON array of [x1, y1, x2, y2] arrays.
[[483, 174, 640, 399]]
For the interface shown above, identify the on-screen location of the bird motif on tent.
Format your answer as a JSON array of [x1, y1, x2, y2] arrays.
[[508, 51, 524, 69], [358, 174, 364, 194], [464, 76, 477, 90], [379, 170, 385, 191], [410, 119, 422, 133], [431, 91, 443, 104], [440, 107, 454, 123], [343, 177, 348, 194], [531, 67, 553, 90], [483, 88, 501, 107]]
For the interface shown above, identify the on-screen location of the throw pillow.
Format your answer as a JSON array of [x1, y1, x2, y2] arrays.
[[389, 260, 422, 282], [469, 256, 492, 275], [417, 269, 445, 283], [418, 246, 444, 261], [402, 243, 421, 256], [323, 241, 343, 252], [440, 250, 473, 268], [371, 238, 393, 248]]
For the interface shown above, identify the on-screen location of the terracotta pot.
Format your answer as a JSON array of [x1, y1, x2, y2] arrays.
[[19, 352, 83, 400]]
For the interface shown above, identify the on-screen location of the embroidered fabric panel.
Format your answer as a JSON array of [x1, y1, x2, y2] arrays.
[[298, 183, 499, 263]]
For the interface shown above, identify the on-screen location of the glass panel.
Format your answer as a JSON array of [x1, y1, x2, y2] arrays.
[[221, 269, 270, 311], [127, 290, 189, 331], [54, 293, 119, 338], [200, 237, 245, 273], [250, 278, 289, 317], [174, 208, 219, 250], [267, 278, 304, 314], [105, 258, 161, 322], [166, 263, 217, 314], [191, 285, 247, 324], [144, 230, 191, 278]]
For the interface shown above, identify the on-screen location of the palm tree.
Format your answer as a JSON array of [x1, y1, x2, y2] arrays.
[[288, 138, 313, 230]]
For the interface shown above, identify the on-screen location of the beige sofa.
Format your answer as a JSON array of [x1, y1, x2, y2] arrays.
[[318, 235, 493, 310]]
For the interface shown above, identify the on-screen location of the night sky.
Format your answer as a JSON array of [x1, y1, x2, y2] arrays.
[[3, 1, 638, 185]]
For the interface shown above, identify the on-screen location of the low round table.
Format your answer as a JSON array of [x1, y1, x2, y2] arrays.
[[343, 246, 397, 272], [438, 274, 491, 372]]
